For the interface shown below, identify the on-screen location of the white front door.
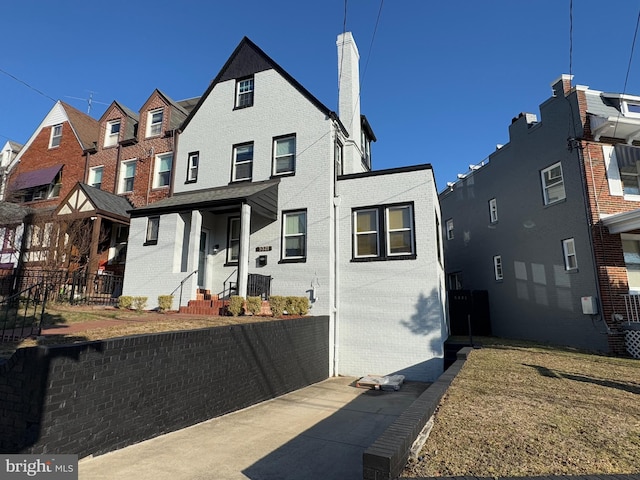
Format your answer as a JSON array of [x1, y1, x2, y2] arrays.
[[198, 229, 209, 288]]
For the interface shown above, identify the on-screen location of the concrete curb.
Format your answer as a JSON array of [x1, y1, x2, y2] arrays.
[[362, 347, 473, 480]]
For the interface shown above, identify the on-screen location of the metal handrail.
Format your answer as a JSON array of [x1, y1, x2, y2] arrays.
[[171, 270, 198, 308], [223, 269, 238, 299]]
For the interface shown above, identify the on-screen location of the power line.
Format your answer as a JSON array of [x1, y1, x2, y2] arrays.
[[621, 7, 640, 96], [337, 0, 348, 113], [0, 67, 56, 103], [361, 0, 384, 88]]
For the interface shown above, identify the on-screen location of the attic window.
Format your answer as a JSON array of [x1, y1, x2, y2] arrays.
[[235, 77, 254, 109], [49, 124, 62, 148], [622, 100, 640, 118], [147, 108, 163, 137]]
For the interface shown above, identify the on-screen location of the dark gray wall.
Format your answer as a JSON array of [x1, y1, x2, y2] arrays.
[[0, 316, 329, 457], [440, 91, 609, 352]]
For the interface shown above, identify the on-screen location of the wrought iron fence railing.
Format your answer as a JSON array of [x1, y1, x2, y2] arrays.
[[0, 282, 48, 342]]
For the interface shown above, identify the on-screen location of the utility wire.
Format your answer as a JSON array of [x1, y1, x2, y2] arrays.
[[337, 0, 348, 113], [0, 67, 56, 103], [612, 6, 640, 140], [361, 0, 384, 88]]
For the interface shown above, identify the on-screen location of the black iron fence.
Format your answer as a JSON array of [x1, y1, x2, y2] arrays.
[[0, 282, 48, 342], [0, 270, 123, 307]]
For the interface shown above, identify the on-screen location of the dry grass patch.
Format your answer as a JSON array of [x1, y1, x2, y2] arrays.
[[403, 340, 640, 477]]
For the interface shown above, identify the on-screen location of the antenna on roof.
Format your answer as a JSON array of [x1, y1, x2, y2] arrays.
[[65, 91, 110, 114]]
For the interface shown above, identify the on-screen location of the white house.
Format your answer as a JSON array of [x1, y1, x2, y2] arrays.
[[122, 33, 447, 381]]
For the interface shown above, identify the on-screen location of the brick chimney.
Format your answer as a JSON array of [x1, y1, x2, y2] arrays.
[[551, 74, 574, 97], [337, 32, 363, 174]]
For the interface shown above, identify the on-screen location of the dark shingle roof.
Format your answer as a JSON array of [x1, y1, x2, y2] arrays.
[[79, 184, 133, 220], [60, 101, 100, 150], [0, 202, 31, 224]]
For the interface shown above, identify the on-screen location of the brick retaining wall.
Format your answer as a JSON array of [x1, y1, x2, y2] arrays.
[[0, 316, 329, 458]]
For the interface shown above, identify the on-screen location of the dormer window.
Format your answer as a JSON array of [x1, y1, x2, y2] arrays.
[[623, 101, 640, 118], [104, 120, 121, 147], [147, 108, 163, 137], [235, 77, 254, 108], [49, 124, 62, 148]]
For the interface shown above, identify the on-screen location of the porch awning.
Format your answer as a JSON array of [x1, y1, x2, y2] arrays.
[[10, 164, 62, 191], [129, 179, 279, 220], [601, 208, 640, 234]]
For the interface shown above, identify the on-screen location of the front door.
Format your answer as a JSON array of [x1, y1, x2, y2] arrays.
[[198, 229, 209, 288]]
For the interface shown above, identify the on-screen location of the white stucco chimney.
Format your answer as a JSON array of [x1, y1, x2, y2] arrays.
[[337, 32, 363, 173]]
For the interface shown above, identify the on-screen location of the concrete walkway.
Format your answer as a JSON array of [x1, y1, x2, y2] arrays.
[[78, 376, 429, 480]]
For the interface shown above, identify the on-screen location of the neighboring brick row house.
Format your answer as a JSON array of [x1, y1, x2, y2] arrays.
[[440, 74, 640, 358]]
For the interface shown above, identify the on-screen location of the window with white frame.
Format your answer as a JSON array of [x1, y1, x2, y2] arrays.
[[562, 238, 578, 270], [119, 160, 137, 193], [187, 151, 199, 183], [235, 77, 254, 108], [89, 166, 103, 189], [335, 139, 344, 177], [145, 217, 159, 245], [446, 218, 454, 240], [146, 108, 163, 137], [493, 255, 503, 280], [622, 235, 640, 291], [353, 203, 415, 260], [282, 210, 306, 261], [232, 143, 253, 182], [227, 217, 240, 264], [49, 124, 62, 148], [153, 153, 172, 188], [104, 120, 121, 147], [489, 198, 498, 223], [541, 162, 566, 205], [273, 135, 296, 176]]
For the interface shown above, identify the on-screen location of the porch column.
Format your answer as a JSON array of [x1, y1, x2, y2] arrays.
[[89, 216, 102, 273], [186, 210, 202, 303], [237, 203, 251, 298]]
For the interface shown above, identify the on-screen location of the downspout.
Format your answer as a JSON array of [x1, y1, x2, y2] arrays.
[[332, 121, 341, 377], [169, 129, 179, 197]]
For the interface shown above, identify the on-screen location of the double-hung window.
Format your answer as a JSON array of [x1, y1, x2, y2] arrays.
[[89, 166, 103, 189], [154, 153, 172, 188], [446, 218, 454, 240], [119, 160, 137, 193], [104, 120, 120, 147], [494, 255, 503, 280], [622, 235, 640, 291], [272, 135, 296, 176], [187, 152, 199, 183], [489, 198, 498, 223], [541, 162, 566, 205], [232, 143, 253, 182], [562, 238, 578, 271], [227, 217, 240, 264], [353, 203, 415, 260], [145, 217, 159, 245], [147, 108, 163, 137], [235, 77, 254, 108], [282, 210, 306, 262], [50, 124, 62, 148]]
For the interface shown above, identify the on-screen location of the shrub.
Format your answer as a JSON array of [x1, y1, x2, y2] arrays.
[[132, 296, 148, 312], [228, 296, 244, 316], [157, 295, 174, 312], [286, 296, 310, 316], [269, 295, 287, 317], [295, 296, 310, 315], [245, 296, 262, 315], [118, 296, 133, 309]]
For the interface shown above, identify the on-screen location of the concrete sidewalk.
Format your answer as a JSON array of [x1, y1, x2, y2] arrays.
[[79, 376, 429, 480]]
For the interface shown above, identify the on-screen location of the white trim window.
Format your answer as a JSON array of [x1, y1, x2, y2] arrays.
[[236, 77, 254, 108], [562, 238, 578, 271], [493, 255, 503, 280], [187, 151, 199, 183], [232, 143, 253, 182], [119, 159, 137, 193], [146, 108, 163, 137], [104, 120, 121, 147], [541, 162, 566, 205], [153, 153, 172, 188], [354, 209, 379, 258], [622, 234, 640, 292], [273, 135, 296, 175], [282, 210, 306, 261], [49, 124, 62, 148], [446, 218, 454, 240], [227, 217, 240, 264], [489, 198, 498, 223], [353, 203, 415, 260], [89, 166, 103, 189], [145, 217, 159, 245]]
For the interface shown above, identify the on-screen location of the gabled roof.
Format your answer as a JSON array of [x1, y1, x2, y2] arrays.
[[155, 89, 189, 131], [6, 141, 23, 153], [181, 37, 345, 133], [60, 101, 100, 150], [130, 178, 279, 220], [56, 183, 132, 222]]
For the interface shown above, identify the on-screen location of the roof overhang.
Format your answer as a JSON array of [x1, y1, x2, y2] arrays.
[[590, 114, 640, 144], [601, 208, 640, 234], [55, 183, 131, 224], [130, 179, 279, 220]]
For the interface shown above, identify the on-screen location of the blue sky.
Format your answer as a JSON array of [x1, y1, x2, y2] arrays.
[[1, 0, 639, 189]]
